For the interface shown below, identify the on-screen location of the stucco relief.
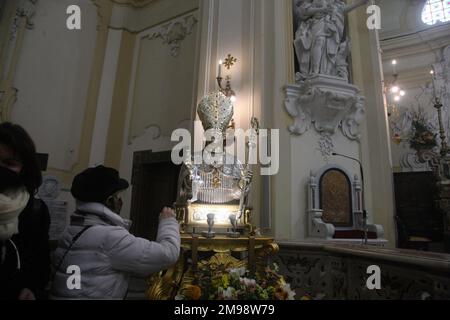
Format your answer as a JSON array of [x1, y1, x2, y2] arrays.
[[147, 14, 198, 58]]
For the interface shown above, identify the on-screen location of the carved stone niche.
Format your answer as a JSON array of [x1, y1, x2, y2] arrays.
[[285, 75, 365, 140], [307, 164, 385, 242]]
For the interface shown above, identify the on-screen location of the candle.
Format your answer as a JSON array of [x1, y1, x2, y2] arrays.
[[392, 60, 397, 75], [218, 60, 223, 78], [431, 67, 438, 99]]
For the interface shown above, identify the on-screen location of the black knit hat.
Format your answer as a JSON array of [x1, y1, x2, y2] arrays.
[[71, 165, 129, 203]]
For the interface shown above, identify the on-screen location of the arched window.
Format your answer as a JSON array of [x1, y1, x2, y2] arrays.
[[422, 0, 450, 26]]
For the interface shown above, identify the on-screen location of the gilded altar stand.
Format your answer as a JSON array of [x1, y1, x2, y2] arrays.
[[146, 234, 279, 300]]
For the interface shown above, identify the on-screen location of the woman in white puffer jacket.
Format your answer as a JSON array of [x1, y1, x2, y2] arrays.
[[50, 166, 180, 300]]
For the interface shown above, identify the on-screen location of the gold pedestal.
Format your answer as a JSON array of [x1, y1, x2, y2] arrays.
[[146, 234, 279, 300]]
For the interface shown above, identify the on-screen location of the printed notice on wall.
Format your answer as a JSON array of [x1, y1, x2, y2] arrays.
[[38, 175, 68, 241], [47, 200, 69, 241]]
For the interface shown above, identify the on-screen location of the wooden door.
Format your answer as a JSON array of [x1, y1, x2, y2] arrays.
[[129, 151, 181, 241], [393, 172, 443, 244]]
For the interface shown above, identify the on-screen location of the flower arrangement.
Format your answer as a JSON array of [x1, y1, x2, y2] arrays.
[[409, 109, 437, 151], [175, 263, 296, 301]]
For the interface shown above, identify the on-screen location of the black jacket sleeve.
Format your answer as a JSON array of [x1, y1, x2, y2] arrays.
[[16, 198, 51, 299]]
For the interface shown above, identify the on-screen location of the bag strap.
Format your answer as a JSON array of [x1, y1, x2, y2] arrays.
[[51, 225, 93, 281]]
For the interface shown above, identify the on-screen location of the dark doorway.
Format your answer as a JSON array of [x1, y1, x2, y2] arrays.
[[129, 150, 181, 241], [393, 172, 444, 251]]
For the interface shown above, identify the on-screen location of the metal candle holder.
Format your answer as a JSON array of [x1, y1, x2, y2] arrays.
[[201, 213, 216, 239], [227, 214, 240, 238]]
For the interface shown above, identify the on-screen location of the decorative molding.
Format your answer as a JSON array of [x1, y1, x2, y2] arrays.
[[124, 10, 199, 146], [92, 0, 113, 31], [46, 0, 113, 185], [1, 1, 30, 123], [434, 45, 450, 111], [11, 0, 37, 40], [275, 242, 450, 300], [128, 118, 191, 145], [145, 14, 198, 58], [129, 125, 161, 144], [401, 152, 431, 172], [381, 23, 450, 60], [284, 75, 364, 140], [318, 134, 334, 158], [110, 0, 158, 8], [341, 95, 365, 141]]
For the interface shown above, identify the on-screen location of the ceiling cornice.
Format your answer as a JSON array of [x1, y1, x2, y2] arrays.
[[110, 0, 158, 9], [380, 23, 450, 59]]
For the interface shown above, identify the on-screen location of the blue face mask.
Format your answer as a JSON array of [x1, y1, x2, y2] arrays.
[[0, 166, 23, 193]]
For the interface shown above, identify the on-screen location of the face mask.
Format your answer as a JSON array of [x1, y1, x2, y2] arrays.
[[0, 166, 23, 194], [106, 195, 123, 215]]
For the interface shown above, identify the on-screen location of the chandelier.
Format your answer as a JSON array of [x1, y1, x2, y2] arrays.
[[384, 59, 406, 117]]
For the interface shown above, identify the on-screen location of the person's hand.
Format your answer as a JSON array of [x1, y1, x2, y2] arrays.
[[18, 288, 36, 300], [159, 207, 176, 220]]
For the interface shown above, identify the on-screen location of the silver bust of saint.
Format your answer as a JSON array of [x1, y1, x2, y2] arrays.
[[176, 90, 253, 217]]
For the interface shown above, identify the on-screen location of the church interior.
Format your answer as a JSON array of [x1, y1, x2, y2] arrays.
[[1, 0, 450, 300]]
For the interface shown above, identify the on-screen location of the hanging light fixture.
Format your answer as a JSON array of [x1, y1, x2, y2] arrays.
[[385, 59, 407, 117]]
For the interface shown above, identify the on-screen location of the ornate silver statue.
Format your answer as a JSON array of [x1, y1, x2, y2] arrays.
[[294, 0, 369, 81], [176, 90, 253, 235]]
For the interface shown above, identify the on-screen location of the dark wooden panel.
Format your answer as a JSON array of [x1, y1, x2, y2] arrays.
[[319, 169, 353, 227], [393, 172, 444, 244], [129, 150, 181, 241]]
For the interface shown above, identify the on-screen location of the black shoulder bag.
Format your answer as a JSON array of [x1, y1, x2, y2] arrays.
[[51, 225, 93, 281]]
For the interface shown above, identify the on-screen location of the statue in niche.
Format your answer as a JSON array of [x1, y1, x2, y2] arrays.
[[293, 0, 369, 81]]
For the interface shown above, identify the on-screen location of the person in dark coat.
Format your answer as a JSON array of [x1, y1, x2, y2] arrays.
[[0, 122, 50, 300]]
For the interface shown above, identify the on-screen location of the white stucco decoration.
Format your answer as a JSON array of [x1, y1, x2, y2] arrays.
[[148, 14, 198, 58], [285, 75, 364, 140]]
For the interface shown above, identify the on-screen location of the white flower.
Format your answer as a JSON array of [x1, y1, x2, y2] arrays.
[[282, 283, 296, 300], [222, 287, 235, 299], [175, 294, 185, 300], [229, 267, 246, 277], [240, 277, 256, 287]]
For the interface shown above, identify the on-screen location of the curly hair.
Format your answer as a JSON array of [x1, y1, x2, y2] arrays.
[[0, 122, 42, 194]]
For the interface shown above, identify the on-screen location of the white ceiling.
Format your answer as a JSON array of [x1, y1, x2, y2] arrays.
[[377, 0, 450, 88], [378, 0, 429, 41]]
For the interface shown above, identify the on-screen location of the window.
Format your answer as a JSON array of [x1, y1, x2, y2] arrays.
[[422, 0, 450, 25]]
